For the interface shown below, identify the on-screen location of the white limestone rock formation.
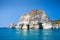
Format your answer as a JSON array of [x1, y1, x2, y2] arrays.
[[9, 23, 15, 28], [16, 10, 52, 29]]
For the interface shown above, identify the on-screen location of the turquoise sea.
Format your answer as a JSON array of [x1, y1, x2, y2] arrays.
[[0, 28, 60, 40]]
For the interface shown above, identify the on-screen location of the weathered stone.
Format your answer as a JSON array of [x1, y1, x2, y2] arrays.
[[9, 23, 15, 28], [16, 10, 52, 29]]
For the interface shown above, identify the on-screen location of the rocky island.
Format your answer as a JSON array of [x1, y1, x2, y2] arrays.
[[9, 10, 60, 29]]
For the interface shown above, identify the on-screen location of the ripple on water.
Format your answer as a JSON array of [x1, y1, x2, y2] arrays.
[[0, 28, 60, 40]]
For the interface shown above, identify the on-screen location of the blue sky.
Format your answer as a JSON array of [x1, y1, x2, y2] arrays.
[[0, 0, 60, 27]]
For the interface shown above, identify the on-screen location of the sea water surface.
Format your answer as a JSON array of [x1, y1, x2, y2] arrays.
[[0, 28, 60, 40]]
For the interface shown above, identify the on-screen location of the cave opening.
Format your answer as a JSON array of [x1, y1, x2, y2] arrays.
[[38, 23, 43, 29], [27, 24, 30, 30], [20, 24, 24, 29]]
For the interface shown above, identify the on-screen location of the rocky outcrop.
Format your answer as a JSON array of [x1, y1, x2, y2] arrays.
[[52, 20, 60, 29], [16, 10, 52, 29], [9, 23, 16, 28]]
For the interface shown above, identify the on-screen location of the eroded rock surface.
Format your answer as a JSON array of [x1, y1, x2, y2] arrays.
[[9, 23, 15, 28], [16, 10, 52, 29]]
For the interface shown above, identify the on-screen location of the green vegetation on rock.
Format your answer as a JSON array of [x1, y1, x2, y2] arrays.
[[52, 20, 60, 24]]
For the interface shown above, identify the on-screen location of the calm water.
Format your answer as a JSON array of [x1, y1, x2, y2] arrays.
[[0, 28, 60, 40]]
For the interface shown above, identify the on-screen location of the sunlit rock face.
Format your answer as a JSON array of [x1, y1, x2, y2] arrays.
[[9, 23, 15, 28], [16, 10, 52, 29]]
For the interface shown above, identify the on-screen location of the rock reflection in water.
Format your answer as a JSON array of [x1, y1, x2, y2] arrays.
[[16, 29, 53, 40], [42, 30, 52, 40]]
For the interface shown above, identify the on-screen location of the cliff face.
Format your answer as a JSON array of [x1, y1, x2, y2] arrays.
[[16, 10, 52, 29]]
